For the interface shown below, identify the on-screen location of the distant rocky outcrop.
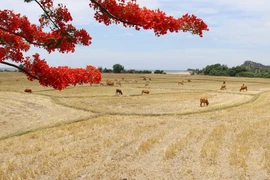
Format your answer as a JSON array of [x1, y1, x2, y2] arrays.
[[241, 60, 270, 72]]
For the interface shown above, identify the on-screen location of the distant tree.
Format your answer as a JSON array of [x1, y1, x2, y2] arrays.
[[154, 70, 166, 74], [227, 66, 248, 76], [237, 71, 256, 77], [103, 68, 113, 73], [188, 68, 199, 75], [142, 70, 152, 74], [208, 69, 228, 76], [127, 69, 136, 73], [98, 66, 103, 73], [113, 64, 125, 73], [202, 64, 228, 76]]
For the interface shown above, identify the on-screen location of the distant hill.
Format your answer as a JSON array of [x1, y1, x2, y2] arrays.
[[241, 60, 270, 72]]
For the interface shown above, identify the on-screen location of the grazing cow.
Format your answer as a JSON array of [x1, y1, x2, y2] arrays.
[[200, 97, 209, 107], [240, 84, 247, 92], [178, 81, 184, 85], [149, 78, 151, 81], [220, 84, 226, 90], [116, 89, 123, 95], [115, 81, 121, 86], [141, 90, 150, 95], [106, 80, 114, 86], [143, 77, 147, 80], [187, 79, 191, 82], [24, 89, 32, 93]]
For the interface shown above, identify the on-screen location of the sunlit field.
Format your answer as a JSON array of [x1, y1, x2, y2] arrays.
[[0, 72, 269, 179]]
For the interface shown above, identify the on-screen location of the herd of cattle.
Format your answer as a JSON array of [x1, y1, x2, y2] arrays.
[[24, 77, 248, 107], [111, 78, 248, 108]]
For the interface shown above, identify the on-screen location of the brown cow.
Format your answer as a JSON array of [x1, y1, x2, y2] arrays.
[[116, 89, 123, 95], [115, 81, 121, 86], [239, 84, 247, 92], [220, 81, 226, 90], [178, 81, 184, 85], [220, 84, 226, 90], [106, 80, 114, 86], [187, 79, 191, 82], [141, 90, 150, 95], [200, 97, 209, 107], [24, 89, 32, 93]]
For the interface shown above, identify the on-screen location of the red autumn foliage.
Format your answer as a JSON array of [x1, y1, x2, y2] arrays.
[[0, 0, 208, 90]]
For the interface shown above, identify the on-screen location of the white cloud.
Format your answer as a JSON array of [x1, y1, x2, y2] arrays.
[[215, 0, 270, 12], [123, 33, 134, 36], [196, 8, 219, 15], [264, 21, 270, 27]]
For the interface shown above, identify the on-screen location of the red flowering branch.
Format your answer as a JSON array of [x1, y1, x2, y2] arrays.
[[89, 0, 209, 37], [0, 0, 208, 90], [22, 54, 101, 90]]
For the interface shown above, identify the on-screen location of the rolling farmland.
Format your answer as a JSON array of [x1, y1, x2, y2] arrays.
[[0, 72, 269, 179]]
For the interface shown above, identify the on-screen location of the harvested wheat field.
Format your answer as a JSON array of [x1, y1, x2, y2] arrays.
[[0, 72, 269, 179]]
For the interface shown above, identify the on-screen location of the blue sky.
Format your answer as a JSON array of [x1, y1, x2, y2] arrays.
[[1, 0, 270, 70]]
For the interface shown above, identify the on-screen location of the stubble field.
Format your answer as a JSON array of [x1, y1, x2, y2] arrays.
[[0, 72, 269, 179]]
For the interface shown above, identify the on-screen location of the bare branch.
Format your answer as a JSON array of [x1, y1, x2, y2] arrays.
[[0, 61, 38, 80]]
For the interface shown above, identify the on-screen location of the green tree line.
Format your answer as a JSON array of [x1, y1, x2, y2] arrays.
[[194, 63, 270, 78], [98, 64, 166, 74]]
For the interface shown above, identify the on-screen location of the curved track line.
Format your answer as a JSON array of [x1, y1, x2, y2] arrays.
[[0, 114, 104, 141], [49, 91, 262, 117], [0, 89, 264, 141]]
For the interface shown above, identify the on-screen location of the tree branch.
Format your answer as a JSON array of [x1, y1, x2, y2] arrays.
[[34, 0, 60, 29], [90, 0, 141, 26], [0, 61, 38, 80], [0, 27, 43, 47], [33, 0, 76, 38]]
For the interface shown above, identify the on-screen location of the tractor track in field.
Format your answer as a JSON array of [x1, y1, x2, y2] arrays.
[[36, 88, 262, 116], [1, 74, 270, 179], [0, 88, 264, 141]]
